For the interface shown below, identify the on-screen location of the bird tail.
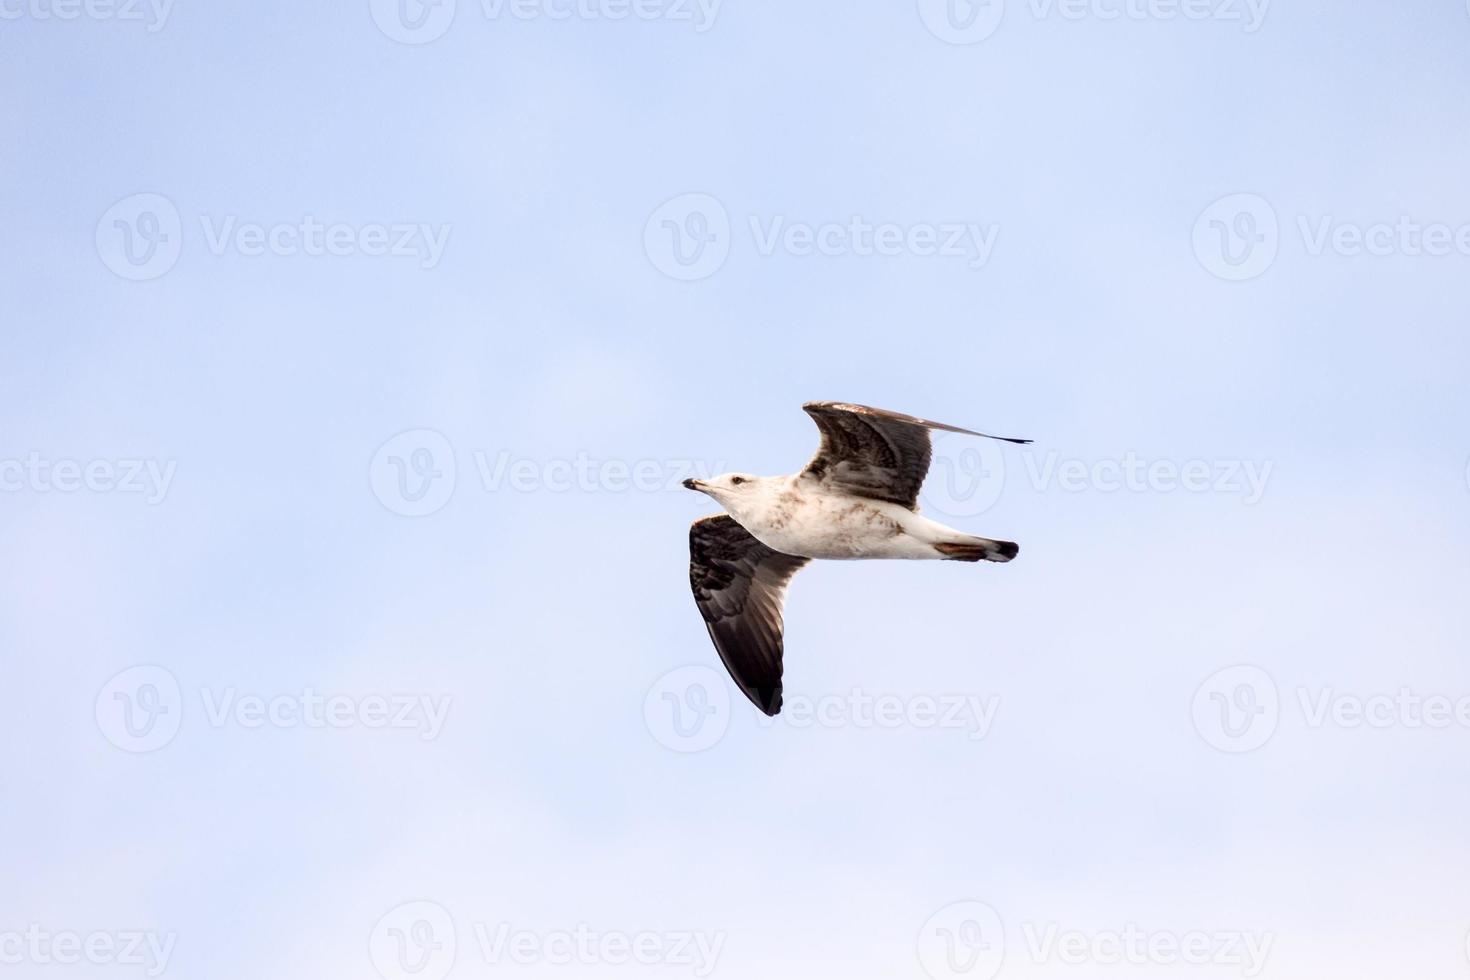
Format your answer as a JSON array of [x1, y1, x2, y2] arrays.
[[933, 536, 1019, 563]]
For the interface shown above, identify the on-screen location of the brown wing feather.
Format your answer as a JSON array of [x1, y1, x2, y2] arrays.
[[689, 515, 809, 716], [800, 401, 1031, 510]]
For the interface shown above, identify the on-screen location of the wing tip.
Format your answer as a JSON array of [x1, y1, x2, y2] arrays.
[[804, 400, 1031, 444], [749, 685, 782, 716]]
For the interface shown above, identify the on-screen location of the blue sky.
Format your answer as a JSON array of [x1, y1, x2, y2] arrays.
[[3, 1, 1470, 978]]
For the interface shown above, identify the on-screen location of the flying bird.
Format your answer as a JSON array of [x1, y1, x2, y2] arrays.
[[683, 401, 1030, 716]]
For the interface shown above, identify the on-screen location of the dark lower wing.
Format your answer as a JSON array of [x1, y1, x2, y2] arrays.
[[689, 515, 809, 716]]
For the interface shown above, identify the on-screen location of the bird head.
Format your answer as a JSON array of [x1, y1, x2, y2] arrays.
[[682, 473, 774, 520]]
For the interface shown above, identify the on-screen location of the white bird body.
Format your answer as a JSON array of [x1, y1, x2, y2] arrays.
[[705, 474, 982, 561]]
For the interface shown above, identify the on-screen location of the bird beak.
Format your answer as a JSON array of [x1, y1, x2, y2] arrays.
[[682, 478, 705, 492]]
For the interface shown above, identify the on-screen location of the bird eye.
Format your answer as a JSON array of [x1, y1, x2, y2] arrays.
[[730, 476, 746, 485]]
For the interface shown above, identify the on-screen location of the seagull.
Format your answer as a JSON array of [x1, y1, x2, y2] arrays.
[[682, 401, 1030, 716]]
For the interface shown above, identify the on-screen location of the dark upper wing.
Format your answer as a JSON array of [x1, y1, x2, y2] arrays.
[[799, 401, 1031, 510], [689, 515, 809, 716]]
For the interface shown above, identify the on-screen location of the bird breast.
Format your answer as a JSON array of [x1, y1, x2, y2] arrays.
[[743, 487, 906, 560]]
